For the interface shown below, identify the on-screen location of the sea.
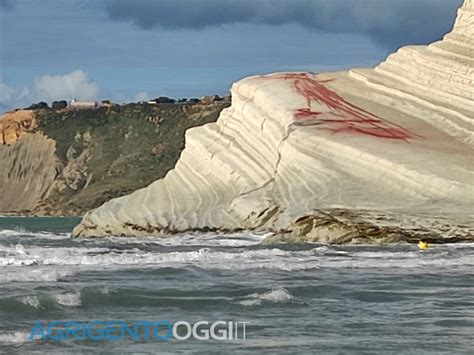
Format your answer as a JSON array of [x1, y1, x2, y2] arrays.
[[0, 217, 473, 354]]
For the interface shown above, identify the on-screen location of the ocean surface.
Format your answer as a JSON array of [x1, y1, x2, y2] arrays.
[[0, 217, 473, 354]]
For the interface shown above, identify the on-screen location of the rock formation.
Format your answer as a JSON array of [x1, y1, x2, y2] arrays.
[[0, 110, 37, 145], [0, 102, 228, 215], [0, 133, 58, 212], [73, 1, 474, 243], [0, 110, 58, 213]]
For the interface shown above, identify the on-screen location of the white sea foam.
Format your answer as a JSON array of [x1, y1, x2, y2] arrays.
[[0, 246, 292, 268], [0, 237, 472, 273], [258, 288, 293, 302], [102, 232, 267, 247], [239, 299, 262, 306], [97, 285, 116, 295], [54, 292, 81, 307], [240, 288, 293, 306], [0, 228, 26, 237], [352, 250, 423, 259], [18, 296, 42, 309], [0, 331, 31, 344], [14, 244, 27, 255], [0, 267, 74, 283], [0, 244, 116, 266], [312, 246, 349, 256], [0, 229, 69, 239]]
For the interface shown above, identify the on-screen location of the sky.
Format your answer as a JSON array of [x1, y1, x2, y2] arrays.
[[0, 0, 463, 112]]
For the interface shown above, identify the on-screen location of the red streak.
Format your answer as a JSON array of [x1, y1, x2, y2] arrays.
[[264, 73, 416, 140]]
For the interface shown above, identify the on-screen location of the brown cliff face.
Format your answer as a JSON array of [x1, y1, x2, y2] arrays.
[[0, 110, 58, 213], [0, 102, 229, 215], [0, 110, 37, 145], [0, 133, 59, 213]]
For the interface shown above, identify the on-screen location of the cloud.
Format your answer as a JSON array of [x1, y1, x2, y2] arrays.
[[0, 69, 100, 111], [0, 0, 14, 10], [104, 0, 462, 49], [0, 83, 15, 104], [133, 91, 150, 102], [29, 69, 99, 102]]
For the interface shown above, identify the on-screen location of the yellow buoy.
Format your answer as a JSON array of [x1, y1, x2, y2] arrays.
[[418, 241, 429, 250]]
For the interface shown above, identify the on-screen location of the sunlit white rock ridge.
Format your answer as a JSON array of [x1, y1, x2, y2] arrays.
[[73, 0, 474, 243]]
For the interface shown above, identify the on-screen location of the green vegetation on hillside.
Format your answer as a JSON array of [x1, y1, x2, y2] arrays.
[[34, 102, 229, 215]]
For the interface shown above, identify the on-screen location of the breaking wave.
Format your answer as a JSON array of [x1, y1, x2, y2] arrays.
[[0, 331, 31, 344], [53, 292, 81, 307], [18, 296, 41, 310], [240, 288, 293, 306], [0, 267, 75, 283], [0, 239, 473, 274], [1, 291, 83, 313], [0, 229, 69, 239]]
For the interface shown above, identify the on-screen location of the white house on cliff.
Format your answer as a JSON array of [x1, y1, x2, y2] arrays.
[[69, 99, 98, 109]]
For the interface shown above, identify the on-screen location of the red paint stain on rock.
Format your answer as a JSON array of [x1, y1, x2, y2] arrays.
[[266, 73, 416, 140]]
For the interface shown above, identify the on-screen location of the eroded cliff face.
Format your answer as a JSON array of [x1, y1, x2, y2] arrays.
[[0, 110, 37, 145], [0, 103, 229, 215], [73, 0, 474, 243], [0, 110, 58, 213], [0, 133, 58, 212]]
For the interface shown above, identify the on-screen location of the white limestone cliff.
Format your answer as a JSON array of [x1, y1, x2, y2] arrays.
[[73, 0, 474, 242]]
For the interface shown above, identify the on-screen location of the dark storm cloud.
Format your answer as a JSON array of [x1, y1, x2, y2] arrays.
[[0, 0, 15, 10], [105, 0, 462, 49]]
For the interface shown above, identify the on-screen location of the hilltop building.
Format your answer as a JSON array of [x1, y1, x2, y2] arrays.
[[69, 99, 97, 109]]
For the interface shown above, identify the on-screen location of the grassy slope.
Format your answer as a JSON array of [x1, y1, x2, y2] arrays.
[[35, 102, 229, 215]]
